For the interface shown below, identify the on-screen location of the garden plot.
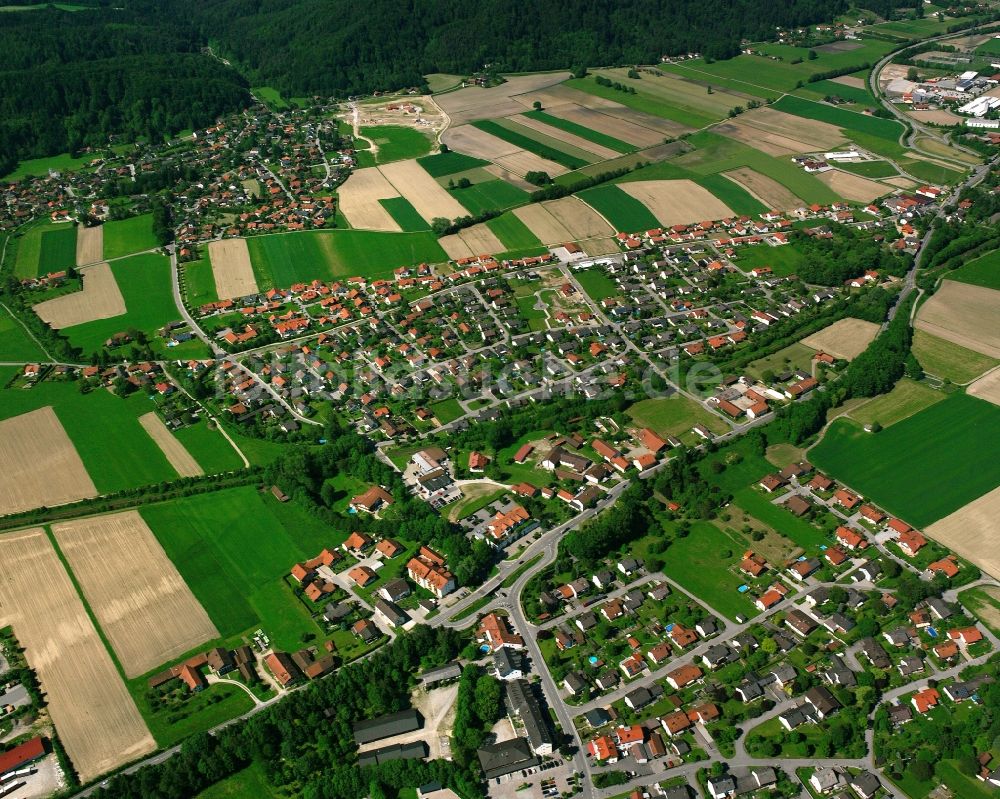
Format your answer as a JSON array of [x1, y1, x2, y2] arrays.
[[722, 167, 803, 210], [915, 281, 1000, 358], [619, 180, 733, 226], [207, 238, 258, 300], [33, 262, 126, 329], [434, 72, 571, 126], [336, 167, 403, 231], [814, 170, 889, 203], [801, 318, 879, 361], [138, 413, 203, 478], [0, 528, 155, 781], [379, 159, 469, 222], [53, 511, 220, 678], [0, 406, 97, 515], [75, 225, 103, 267]]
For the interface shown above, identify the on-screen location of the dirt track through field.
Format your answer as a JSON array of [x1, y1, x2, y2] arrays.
[[508, 114, 621, 160], [801, 317, 879, 361], [723, 167, 803, 211], [33, 262, 126, 329], [379, 159, 468, 222], [967, 369, 1000, 406], [619, 180, 733, 226], [75, 225, 103, 267], [0, 407, 97, 515], [0, 528, 155, 781], [928, 486, 1000, 579], [815, 170, 889, 203], [53, 511, 219, 678], [138, 413, 204, 478], [207, 239, 258, 300], [543, 197, 614, 240], [337, 167, 402, 231], [915, 281, 1000, 358]]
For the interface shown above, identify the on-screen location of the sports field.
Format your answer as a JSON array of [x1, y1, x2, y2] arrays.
[[140, 486, 348, 649], [102, 214, 159, 260], [578, 185, 659, 231], [247, 230, 447, 287], [810, 393, 1000, 527]]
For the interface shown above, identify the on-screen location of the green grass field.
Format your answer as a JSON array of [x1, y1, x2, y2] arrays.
[[450, 179, 529, 215], [578, 185, 659, 231], [134, 679, 254, 748], [417, 150, 490, 177], [911, 329, 998, 384], [1, 150, 94, 182], [0, 305, 47, 361], [471, 120, 589, 170], [523, 109, 636, 153], [485, 213, 543, 250], [141, 486, 344, 648], [575, 270, 621, 302], [797, 79, 878, 107], [847, 378, 944, 428], [247, 230, 447, 287], [564, 75, 717, 129], [958, 587, 1000, 637], [60, 253, 201, 357], [38, 225, 77, 272], [948, 248, 1000, 290], [172, 421, 245, 474], [251, 86, 289, 110], [898, 157, 965, 185], [626, 396, 729, 437], [182, 256, 219, 307], [379, 197, 430, 231], [103, 214, 159, 260], [810, 393, 1000, 527], [360, 125, 434, 164], [0, 383, 185, 492], [732, 244, 807, 278], [836, 160, 899, 178], [12, 221, 54, 279], [194, 762, 277, 799], [430, 397, 464, 424], [733, 487, 829, 551], [772, 95, 906, 158], [744, 342, 815, 381]]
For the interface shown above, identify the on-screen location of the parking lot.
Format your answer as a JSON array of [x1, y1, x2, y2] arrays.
[[487, 758, 575, 799]]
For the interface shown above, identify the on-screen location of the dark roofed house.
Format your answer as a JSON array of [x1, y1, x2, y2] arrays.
[[353, 708, 422, 745], [477, 738, 540, 780]]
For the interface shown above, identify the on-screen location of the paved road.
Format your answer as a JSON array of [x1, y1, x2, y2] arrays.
[[167, 245, 221, 355]]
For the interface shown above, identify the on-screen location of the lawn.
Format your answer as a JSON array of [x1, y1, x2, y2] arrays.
[[360, 125, 434, 164], [744, 342, 815, 381], [102, 214, 159, 260], [810, 393, 1000, 527], [172, 421, 245, 474], [485, 213, 543, 251], [661, 521, 761, 620], [523, 109, 636, 153], [247, 230, 447, 287], [731, 244, 807, 278], [417, 151, 490, 177], [183, 256, 219, 307], [193, 762, 277, 799], [133, 679, 254, 749], [948, 248, 1000, 291], [141, 486, 344, 649], [626, 396, 729, 437], [911, 329, 998, 383], [38, 225, 77, 272], [575, 270, 621, 302], [847, 378, 944, 428], [0, 305, 47, 361], [379, 197, 430, 231], [471, 120, 589, 170], [61, 253, 204, 357], [1, 150, 94, 182], [578, 185, 659, 231], [450, 179, 529, 215], [733, 487, 830, 552], [0, 381, 182, 492], [430, 397, 464, 424]]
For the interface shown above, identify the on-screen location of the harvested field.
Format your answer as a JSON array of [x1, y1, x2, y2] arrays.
[[434, 72, 570, 126], [831, 75, 867, 89], [508, 114, 621, 160], [723, 167, 803, 211], [542, 197, 614, 240], [582, 238, 621, 256], [483, 164, 535, 191], [336, 167, 402, 232], [967, 369, 1000, 407], [138, 413, 203, 478], [53, 511, 219, 677], [512, 204, 574, 245], [439, 224, 508, 260], [0, 407, 97, 515], [438, 234, 475, 261], [441, 125, 520, 160], [814, 169, 889, 202], [915, 281, 1000, 358], [801, 317, 879, 361], [75, 225, 102, 267], [207, 239, 258, 300], [738, 107, 846, 149], [33, 262, 126, 329], [715, 120, 815, 157], [492, 150, 568, 178], [619, 180, 734, 226], [883, 176, 918, 188], [0, 528, 155, 780], [545, 104, 666, 148], [379, 159, 468, 222], [910, 109, 964, 125], [927, 486, 1000, 579]]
